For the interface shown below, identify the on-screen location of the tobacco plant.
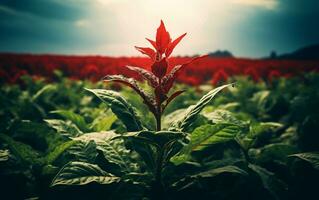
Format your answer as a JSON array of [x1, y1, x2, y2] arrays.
[[48, 21, 233, 198]]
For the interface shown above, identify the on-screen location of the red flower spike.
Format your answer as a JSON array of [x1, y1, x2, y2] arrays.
[[135, 46, 156, 60], [165, 33, 187, 57], [151, 58, 168, 78], [156, 20, 171, 55], [103, 21, 207, 131]]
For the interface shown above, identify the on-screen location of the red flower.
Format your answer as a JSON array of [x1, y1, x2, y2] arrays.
[[135, 20, 187, 78], [211, 70, 229, 85]]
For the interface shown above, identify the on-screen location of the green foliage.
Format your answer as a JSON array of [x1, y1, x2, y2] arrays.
[[1, 74, 319, 199]]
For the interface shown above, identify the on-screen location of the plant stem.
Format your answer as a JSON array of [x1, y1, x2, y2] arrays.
[[156, 112, 161, 131], [153, 147, 165, 199], [155, 79, 162, 132]]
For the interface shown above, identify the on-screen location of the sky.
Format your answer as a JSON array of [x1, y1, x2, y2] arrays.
[[0, 0, 318, 58]]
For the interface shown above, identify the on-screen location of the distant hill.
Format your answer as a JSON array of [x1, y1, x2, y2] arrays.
[[208, 50, 233, 58], [273, 44, 319, 60]]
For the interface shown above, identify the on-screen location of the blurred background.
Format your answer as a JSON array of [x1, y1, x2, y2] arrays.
[[0, 0, 319, 57]]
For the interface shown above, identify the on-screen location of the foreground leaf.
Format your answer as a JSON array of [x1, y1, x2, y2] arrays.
[[85, 88, 143, 131], [172, 84, 233, 131], [171, 124, 240, 165], [289, 152, 319, 170], [52, 161, 120, 186]]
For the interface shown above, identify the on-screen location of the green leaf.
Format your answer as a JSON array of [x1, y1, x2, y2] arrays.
[[0, 149, 10, 162], [237, 122, 283, 150], [98, 139, 134, 172], [248, 164, 287, 200], [85, 88, 143, 132], [67, 140, 98, 163], [73, 131, 118, 145], [51, 161, 120, 186], [51, 110, 89, 132], [172, 165, 247, 191], [192, 165, 248, 179], [68, 131, 119, 163], [171, 124, 240, 165], [203, 109, 245, 126], [289, 152, 319, 170], [44, 119, 83, 138], [249, 143, 297, 164], [163, 109, 187, 129], [0, 134, 41, 165], [251, 90, 270, 108], [44, 140, 79, 164], [31, 84, 56, 101], [172, 84, 232, 131], [90, 114, 117, 132], [250, 122, 283, 137], [123, 133, 157, 173]]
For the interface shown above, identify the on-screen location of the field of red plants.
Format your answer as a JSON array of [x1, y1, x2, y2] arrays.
[[1, 53, 318, 85]]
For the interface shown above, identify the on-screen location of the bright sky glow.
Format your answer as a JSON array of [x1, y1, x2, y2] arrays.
[[0, 0, 318, 57]]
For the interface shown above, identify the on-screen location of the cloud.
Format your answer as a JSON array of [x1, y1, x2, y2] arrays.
[[0, 0, 86, 20], [74, 19, 90, 28], [0, 0, 318, 57]]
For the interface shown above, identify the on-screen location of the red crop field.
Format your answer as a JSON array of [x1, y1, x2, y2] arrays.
[[1, 53, 318, 85]]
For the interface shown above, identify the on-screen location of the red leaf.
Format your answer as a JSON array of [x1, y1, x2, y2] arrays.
[[156, 20, 171, 55], [103, 75, 157, 115], [162, 90, 185, 112], [165, 33, 187, 57], [151, 58, 168, 78], [146, 38, 157, 50], [162, 55, 207, 94], [135, 46, 156, 60], [126, 65, 158, 87]]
